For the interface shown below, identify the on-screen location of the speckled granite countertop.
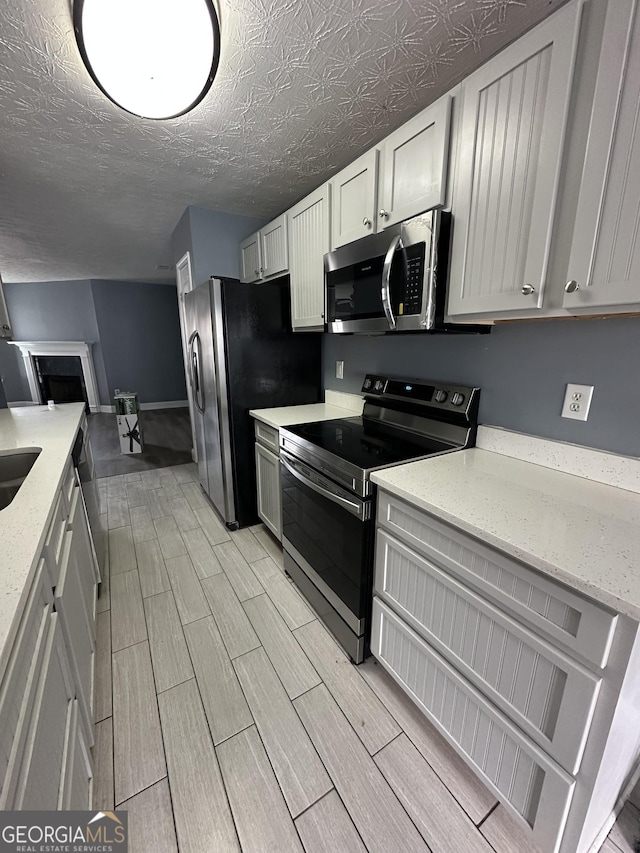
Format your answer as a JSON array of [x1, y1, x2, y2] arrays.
[[0, 403, 85, 665], [372, 448, 640, 620], [249, 403, 359, 429]]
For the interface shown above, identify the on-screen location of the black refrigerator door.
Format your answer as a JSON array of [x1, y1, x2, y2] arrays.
[[219, 277, 322, 528]]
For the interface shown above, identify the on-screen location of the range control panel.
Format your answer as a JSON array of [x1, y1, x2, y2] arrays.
[[361, 374, 478, 415]]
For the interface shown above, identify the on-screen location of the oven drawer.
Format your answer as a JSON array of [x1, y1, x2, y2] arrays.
[[254, 421, 279, 453], [375, 530, 600, 775], [371, 597, 575, 853], [377, 491, 617, 670]]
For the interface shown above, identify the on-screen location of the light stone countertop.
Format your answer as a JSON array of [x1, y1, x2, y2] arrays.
[[371, 448, 640, 621], [249, 403, 360, 429], [0, 403, 85, 664]]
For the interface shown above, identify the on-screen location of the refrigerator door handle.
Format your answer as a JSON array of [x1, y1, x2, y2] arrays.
[[188, 330, 205, 413]]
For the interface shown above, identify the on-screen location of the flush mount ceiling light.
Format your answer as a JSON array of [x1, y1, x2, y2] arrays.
[[74, 0, 220, 120]]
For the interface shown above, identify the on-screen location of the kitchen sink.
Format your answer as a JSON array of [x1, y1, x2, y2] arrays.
[[0, 450, 41, 510]]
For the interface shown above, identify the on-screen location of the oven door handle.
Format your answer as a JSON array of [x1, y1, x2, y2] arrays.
[[381, 234, 404, 331], [280, 453, 369, 521]]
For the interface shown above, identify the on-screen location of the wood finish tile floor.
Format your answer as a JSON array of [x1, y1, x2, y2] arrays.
[[87, 409, 193, 478], [92, 464, 640, 853]]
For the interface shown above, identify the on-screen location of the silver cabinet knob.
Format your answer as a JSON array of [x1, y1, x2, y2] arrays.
[[363, 217, 372, 227], [565, 280, 579, 293], [260, 267, 264, 274], [379, 209, 389, 219], [521, 284, 535, 295], [254, 269, 260, 277]]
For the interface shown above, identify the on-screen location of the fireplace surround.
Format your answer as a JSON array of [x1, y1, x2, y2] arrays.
[[8, 341, 101, 413]]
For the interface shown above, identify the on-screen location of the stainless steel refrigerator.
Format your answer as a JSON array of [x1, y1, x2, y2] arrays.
[[184, 276, 322, 529]]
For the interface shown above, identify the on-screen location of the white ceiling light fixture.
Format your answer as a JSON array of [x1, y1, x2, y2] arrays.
[[74, 0, 220, 120]]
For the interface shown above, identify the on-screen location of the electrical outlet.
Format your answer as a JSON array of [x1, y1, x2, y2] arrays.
[[561, 383, 594, 421], [336, 360, 344, 380]]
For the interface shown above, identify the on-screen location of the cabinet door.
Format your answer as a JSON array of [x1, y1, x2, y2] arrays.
[[261, 214, 288, 278], [55, 491, 96, 745], [240, 232, 263, 283], [287, 184, 330, 331], [447, 1, 582, 317], [330, 149, 379, 249], [13, 613, 76, 810], [58, 699, 93, 810], [379, 96, 451, 228], [255, 443, 282, 541], [564, 0, 640, 312]]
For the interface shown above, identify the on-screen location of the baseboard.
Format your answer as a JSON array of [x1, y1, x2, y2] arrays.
[[7, 400, 39, 408], [98, 400, 189, 414]]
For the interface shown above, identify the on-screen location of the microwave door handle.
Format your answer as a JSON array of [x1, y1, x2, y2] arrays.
[[381, 235, 403, 330]]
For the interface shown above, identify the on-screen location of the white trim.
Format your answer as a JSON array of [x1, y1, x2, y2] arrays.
[[176, 250, 198, 463], [98, 400, 189, 414], [7, 401, 39, 408], [477, 426, 640, 495], [7, 340, 101, 413]]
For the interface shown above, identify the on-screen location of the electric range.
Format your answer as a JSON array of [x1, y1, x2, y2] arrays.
[[279, 374, 480, 663]]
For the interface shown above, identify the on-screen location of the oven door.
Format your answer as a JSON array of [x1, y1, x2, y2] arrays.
[[280, 451, 374, 646]]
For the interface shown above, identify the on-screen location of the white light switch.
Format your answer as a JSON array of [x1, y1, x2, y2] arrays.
[[561, 383, 594, 421], [336, 360, 344, 380]]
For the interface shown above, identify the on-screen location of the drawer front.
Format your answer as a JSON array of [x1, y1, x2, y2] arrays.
[[62, 460, 76, 511], [375, 531, 600, 774], [378, 492, 617, 669], [254, 421, 279, 453], [42, 490, 67, 588], [0, 561, 52, 799], [372, 597, 575, 853]]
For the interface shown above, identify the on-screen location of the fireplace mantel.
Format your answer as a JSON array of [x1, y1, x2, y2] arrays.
[[8, 341, 101, 413]]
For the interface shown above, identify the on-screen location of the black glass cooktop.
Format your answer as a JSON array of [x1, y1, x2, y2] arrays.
[[284, 417, 452, 472]]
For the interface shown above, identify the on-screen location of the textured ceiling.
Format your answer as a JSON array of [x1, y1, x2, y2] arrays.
[[0, 0, 566, 283]]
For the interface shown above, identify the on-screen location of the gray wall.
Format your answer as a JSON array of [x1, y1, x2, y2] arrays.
[[0, 339, 27, 401], [1, 280, 111, 404], [91, 280, 187, 404], [0, 279, 186, 406], [323, 316, 640, 458], [172, 205, 267, 285]]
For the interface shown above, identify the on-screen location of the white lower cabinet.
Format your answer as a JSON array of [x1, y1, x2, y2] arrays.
[[372, 488, 640, 853], [372, 598, 575, 853], [12, 614, 82, 809], [253, 421, 281, 540], [0, 441, 98, 810]]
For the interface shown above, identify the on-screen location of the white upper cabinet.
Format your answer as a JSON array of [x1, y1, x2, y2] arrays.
[[0, 275, 11, 339], [330, 149, 379, 250], [260, 213, 288, 279], [447, 0, 582, 318], [288, 183, 330, 331], [240, 215, 289, 283], [240, 232, 262, 283], [379, 95, 452, 229], [563, 0, 640, 313]]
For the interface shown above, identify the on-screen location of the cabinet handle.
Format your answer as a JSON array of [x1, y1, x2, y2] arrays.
[[254, 269, 260, 277], [521, 284, 535, 295], [363, 217, 372, 228], [379, 210, 389, 219], [565, 280, 579, 293], [260, 267, 265, 274]]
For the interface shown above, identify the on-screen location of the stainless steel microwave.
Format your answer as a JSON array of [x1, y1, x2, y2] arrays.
[[325, 211, 488, 335]]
